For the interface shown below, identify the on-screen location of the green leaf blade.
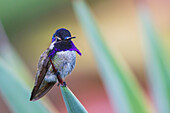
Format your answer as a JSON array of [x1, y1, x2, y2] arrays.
[[60, 86, 88, 113], [138, 3, 170, 113], [0, 58, 50, 113], [0, 22, 59, 113]]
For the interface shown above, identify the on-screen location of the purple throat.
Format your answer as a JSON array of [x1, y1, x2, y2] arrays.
[[48, 41, 82, 58]]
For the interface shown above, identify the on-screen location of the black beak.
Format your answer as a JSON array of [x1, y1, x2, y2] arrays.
[[71, 37, 76, 39]]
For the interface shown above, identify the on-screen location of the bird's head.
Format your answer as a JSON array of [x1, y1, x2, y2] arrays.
[[48, 28, 82, 57], [52, 28, 75, 42]]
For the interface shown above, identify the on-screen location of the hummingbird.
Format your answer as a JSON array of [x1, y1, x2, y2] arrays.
[[30, 28, 81, 101]]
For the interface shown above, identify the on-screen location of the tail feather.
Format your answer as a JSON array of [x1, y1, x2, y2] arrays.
[[30, 82, 55, 101]]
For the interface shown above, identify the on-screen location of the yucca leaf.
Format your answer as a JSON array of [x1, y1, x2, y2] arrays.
[[60, 86, 88, 113], [71, 0, 152, 113], [0, 22, 59, 113], [0, 58, 50, 113], [0, 22, 32, 86], [137, 3, 170, 113]]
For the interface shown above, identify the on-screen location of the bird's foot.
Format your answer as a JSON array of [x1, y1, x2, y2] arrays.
[[62, 82, 66, 87], [57, 83, 60, 87], [57, 82, 66, 87], [55, 72, 66, 87]]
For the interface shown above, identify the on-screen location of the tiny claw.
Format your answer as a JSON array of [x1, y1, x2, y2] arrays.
[[57, 83, 60, 87], [57, 82, 66, 87], [61, 82, 66, 87]]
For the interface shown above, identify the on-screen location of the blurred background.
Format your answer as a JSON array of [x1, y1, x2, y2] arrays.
[[0, 0, 170, 113]]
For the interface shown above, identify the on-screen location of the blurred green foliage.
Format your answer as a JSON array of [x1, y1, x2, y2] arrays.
[[0, 22, 59, 113], [0, 1, 67, 37], [138, 3, 170, 113], [0, 58, 50, 113], [72, 0, 152, 113]]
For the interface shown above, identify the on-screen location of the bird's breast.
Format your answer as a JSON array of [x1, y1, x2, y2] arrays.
[[52, 50, 76, 78]]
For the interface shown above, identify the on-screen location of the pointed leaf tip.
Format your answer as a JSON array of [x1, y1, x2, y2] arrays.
[[60, 86, 88, 113]]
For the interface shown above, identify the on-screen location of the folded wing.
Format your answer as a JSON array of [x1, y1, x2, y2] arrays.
[[30, 49, 56, 101]]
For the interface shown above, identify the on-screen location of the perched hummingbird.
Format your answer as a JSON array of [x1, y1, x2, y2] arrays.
[[30, 28, 81, 101]]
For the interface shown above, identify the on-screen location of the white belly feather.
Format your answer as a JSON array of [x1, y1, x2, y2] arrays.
[[45, 51, 76, 82]]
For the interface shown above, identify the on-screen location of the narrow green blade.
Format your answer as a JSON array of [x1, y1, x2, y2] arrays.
[[137, 3, 170, 113], [0, 22, 32, 86], [60, 86, 88, 113], [0, 58, 49, 113], [0, 22, 59, 113], [71, 0, 152, 113]]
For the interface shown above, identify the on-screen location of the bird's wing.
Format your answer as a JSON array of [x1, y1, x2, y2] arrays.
[[30, 82, 55, 101], [30, 49, 55, 101]]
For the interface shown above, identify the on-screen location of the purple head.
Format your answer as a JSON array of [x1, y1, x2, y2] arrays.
[[49, 28, 82, 58]]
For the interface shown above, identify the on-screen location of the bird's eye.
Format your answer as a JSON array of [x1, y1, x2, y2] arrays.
[[57, 37, 62, 41]]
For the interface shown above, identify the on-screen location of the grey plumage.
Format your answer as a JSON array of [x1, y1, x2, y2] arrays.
[[44, 50, 76, 83]]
